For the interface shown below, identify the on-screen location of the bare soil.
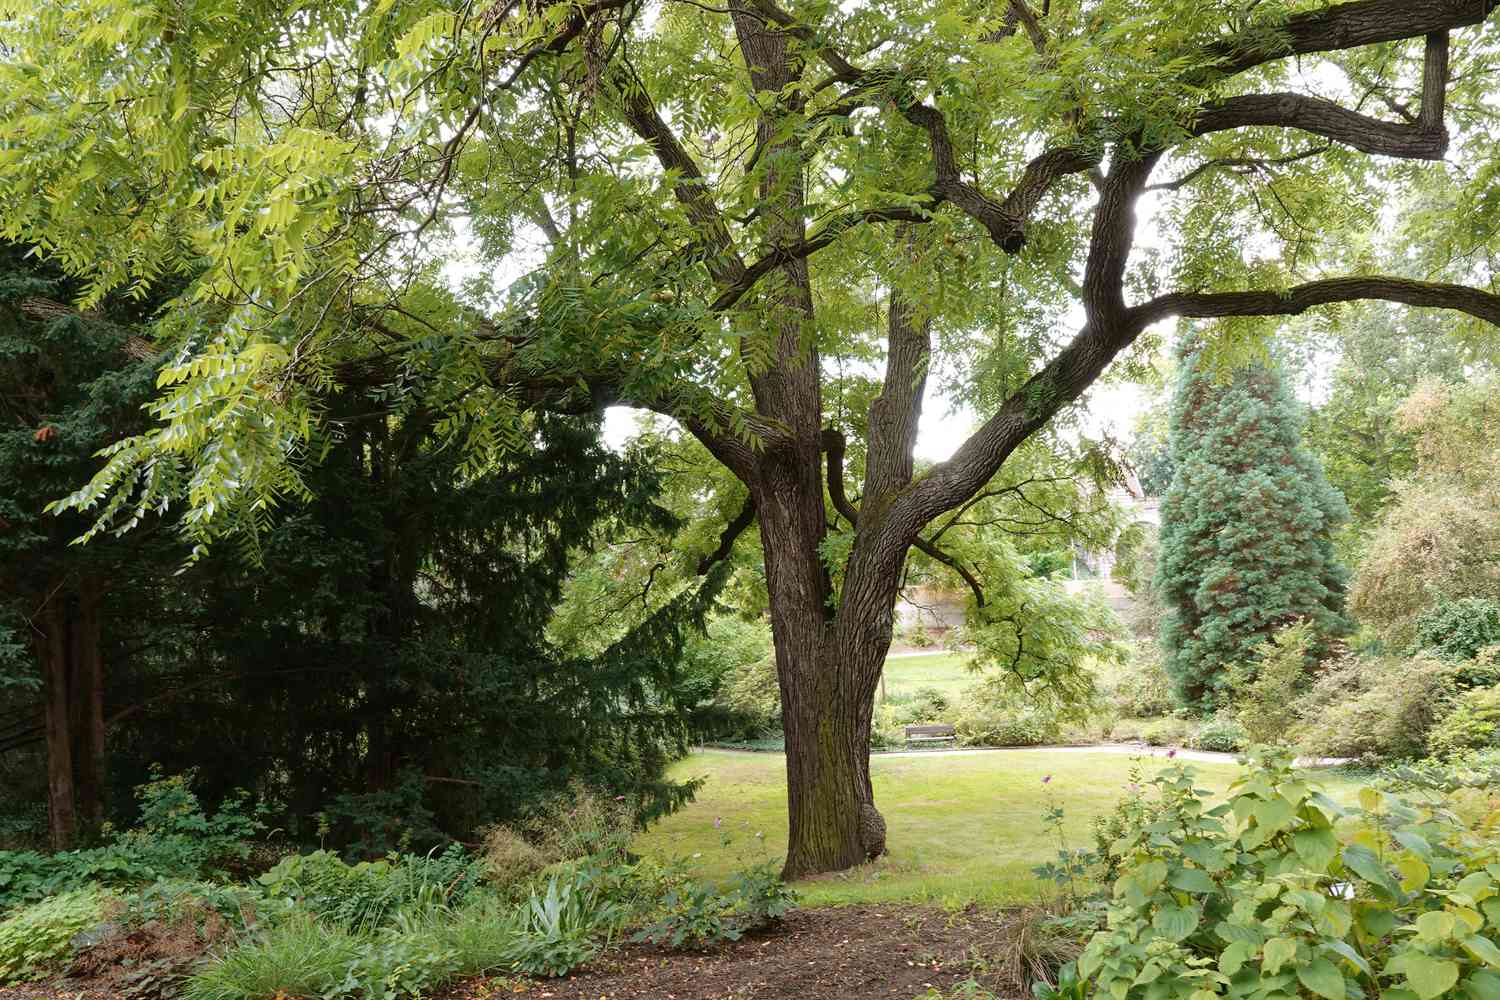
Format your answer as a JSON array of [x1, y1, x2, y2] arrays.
[[436, 904, 1019, 1000], [0, 904, 1020, 1000]]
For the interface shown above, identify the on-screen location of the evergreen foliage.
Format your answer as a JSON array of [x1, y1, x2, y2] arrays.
[[0, 245, 712, 850], [1155, 338, 1350, 711]]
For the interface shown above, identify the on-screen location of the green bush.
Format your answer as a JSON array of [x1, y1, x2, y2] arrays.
[[953, 705, 1061, 747], [886, 686, 950, 726], [1294, 652, 1457, 759], [1140, 718, 1190, 747], [715, 654, 781, 739], [1228, 620, 1315, 745], [1105, 656, 1176, 718], [256, 844, 483, 929], [1080, 749, 1500, 1000], [1428, 685, 1500, 758], [0, 772, 262, 912], [122, 878, 262, 931], [1189, 715, 1247, 753], [0, 887, 111, 984], [1414, 597, 1500, 664], [633, 861, 796, 949]]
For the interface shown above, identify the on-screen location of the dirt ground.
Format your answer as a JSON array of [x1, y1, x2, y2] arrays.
[[436, 905, 1019, 1000], [0, 904, 1020, 1000]]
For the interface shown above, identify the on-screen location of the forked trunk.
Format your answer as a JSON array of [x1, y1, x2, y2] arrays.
[[755, 455, 890, 879]]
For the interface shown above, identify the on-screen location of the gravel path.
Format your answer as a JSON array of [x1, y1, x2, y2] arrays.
[[702, 741, 1353, 768]]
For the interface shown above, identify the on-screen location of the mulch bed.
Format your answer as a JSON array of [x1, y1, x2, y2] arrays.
[[437, 904, 1020, 1000], [0, 905, 1021, 1000]]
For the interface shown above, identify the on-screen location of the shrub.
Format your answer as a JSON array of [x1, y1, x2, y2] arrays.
[[715, 654, 781, 739], [1414, 597, 1500, 665], [1227, 619, 1315, 745], [1294, 652, 1457, 759], [1428, 685, 1500, 757], [870, 702, 907, 749], [1104, 655, 1176, 718], [122, 878, 261, 932], [0, 772, 262, 912], [256, 844, 483, 929], [633, 862, 796, 949], [953, 705, 1061, 747], [0, 887, 111, 984], [886, 686, 950, 726], [1188, 715, 1247, 753], [1140, 718, 1189, 746], [1079, 750, 1500, 1000]]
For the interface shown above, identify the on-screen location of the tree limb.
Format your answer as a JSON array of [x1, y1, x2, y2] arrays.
[[696, 496, 756, 574], [1128, 276, 1500, 329]]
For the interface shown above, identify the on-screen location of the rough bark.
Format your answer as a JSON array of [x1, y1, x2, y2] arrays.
[[39, 597, 77, 851], [70, 578, 105, 832]]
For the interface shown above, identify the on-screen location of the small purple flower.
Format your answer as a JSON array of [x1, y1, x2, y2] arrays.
[[1167, 749, 1177, 758], [1041, 774, 1052, 784], [713, 816, 722, 829]]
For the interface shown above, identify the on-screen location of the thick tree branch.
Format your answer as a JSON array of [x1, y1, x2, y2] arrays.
[[1195, 91, 1449, 160], [1206, 0, 1493, 79], [823, 427, 986, 607], [613, 69, 748, 287], [1128, 276, 1500, 329], [696, 496, 756, 575], [863, 253, 930, 505]]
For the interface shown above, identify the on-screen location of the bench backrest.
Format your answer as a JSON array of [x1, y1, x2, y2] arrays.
[[904, 724, 956, 737]]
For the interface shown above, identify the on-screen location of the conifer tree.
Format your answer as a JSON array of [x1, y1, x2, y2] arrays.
[[1155, 338, 1350, 711]]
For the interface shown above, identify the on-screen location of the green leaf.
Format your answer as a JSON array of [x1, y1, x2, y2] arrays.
[[1153, 904, 1201, 942], [1343, 845, 1402, 900], [1221, 940, 1255, 976], [1416, 910, 1457, 943], [1169, 868, 1219, 894], [1322, 938, 1374, 977], [1263, 936, 1298, 975], [1406, 954, 1461, 1000], [1297, 957, 1346, 1000], [1467, 970, 1500, 1000], [1293, 828, 1339, 871], [1463, 934, 1500, 969]]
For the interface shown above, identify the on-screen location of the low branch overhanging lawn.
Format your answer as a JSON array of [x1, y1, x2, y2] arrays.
[[632, 750, 1367, 907]]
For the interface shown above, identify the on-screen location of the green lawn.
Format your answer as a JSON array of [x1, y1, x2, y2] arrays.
[[634, 748, 1224, 907], [635, 748, 1368, 908], [880, 651, 976, 703]]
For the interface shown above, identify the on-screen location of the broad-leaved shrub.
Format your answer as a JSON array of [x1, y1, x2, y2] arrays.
[[1080, 749, 1500, 1000], [0, 887, 111, 983]]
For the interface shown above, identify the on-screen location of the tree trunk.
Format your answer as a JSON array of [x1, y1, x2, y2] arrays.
[[38, 596, 77, 850], [71, 577, 106, 832], [755, 446, 891, 879], [36, 579, 108, 849]]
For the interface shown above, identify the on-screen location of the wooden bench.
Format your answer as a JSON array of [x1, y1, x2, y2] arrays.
[[903, 723, 956, 746]]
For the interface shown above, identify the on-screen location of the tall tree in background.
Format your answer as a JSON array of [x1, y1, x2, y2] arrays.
[[1155, 338, 1350, 711], [0, 245, 169, 848], [3, 0, 1500, 875]]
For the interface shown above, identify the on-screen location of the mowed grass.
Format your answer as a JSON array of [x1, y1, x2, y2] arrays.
[[635, 748, 1369, 908], [634, 748, 1235, 907], [881, 652, 976, 703]]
